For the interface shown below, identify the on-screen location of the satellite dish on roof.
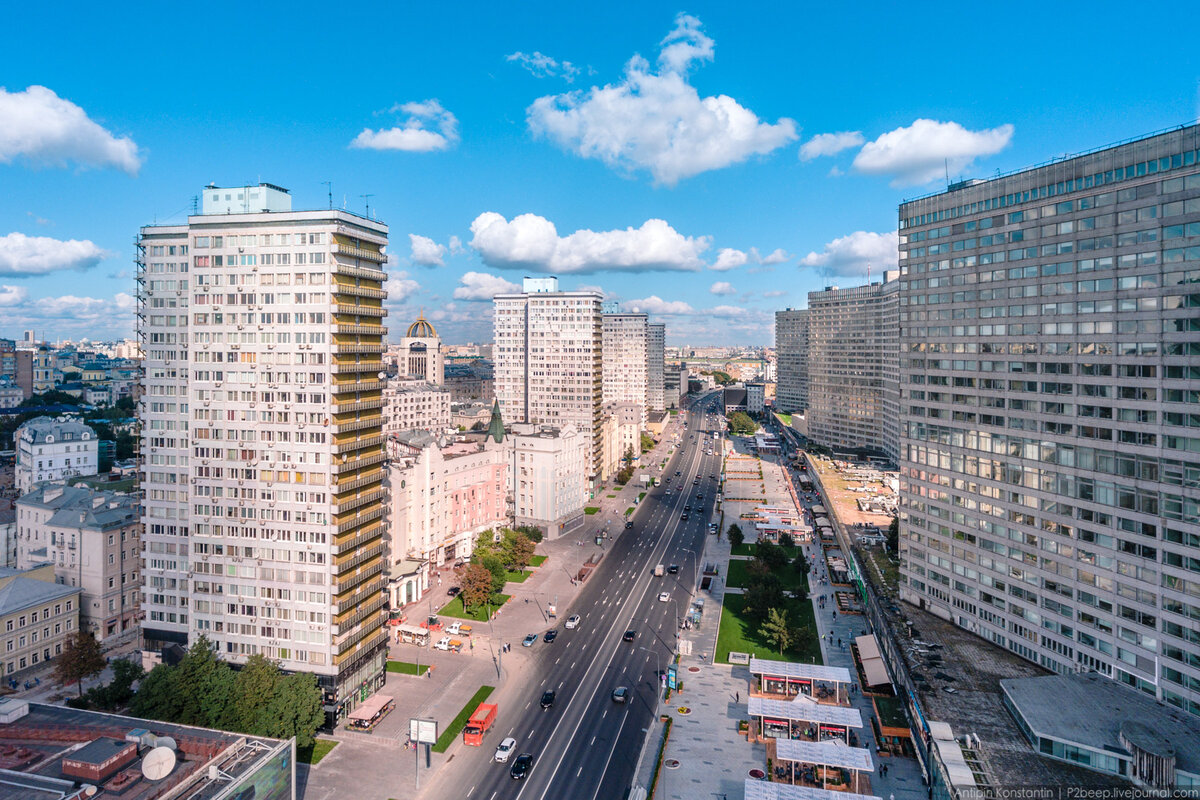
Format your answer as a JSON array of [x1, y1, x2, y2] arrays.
[[141, 746, 176, 781]]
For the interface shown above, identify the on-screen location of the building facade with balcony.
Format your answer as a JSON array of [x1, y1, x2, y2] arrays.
[[139, 182, 389, 725], [15, 417, 99, 494]]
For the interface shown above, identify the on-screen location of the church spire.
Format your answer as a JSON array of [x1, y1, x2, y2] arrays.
[[487, 399, 505, 444]]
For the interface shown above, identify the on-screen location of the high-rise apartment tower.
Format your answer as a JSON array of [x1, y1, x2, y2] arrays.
[[898, 125, 1200, 717], [138, 183, 390, 724]]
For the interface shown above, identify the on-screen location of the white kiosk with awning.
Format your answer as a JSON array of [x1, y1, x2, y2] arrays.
[[750, 657, 852, 702], [748, 694, 864, 744], [744, 779, 881, 800], [774, 739, 874, 793]]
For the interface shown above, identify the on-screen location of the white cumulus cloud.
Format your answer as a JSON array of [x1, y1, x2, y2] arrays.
[[712, 248, 749, 271], [0, 232, 109, 276], [710, 281, 736, 296], [762, 290, 787, 298], [800, 230, 899, 278], [709, 304, 746, 317], [625, 296, 695, 315], [408, 234, 447, 267], [799, 130, 864, 161], [0, 86, 142, 175], [453, 271, 522, 301], [526, 14, 797, 186], [852, 119, 1013, 185], [0, 285, 29, 306], [469, 212, 708, 274], [506, 51, 580, 82], [384, 271, 420, 303], [757, 247, 789, 265], [351, 99, 459, 152]]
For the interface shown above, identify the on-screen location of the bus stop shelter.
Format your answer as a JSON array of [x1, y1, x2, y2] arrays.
[[748, 694, 864, 744], [773, 738, 874, 793], [744, 778, 881, 800], [750, 657, 852, 703]]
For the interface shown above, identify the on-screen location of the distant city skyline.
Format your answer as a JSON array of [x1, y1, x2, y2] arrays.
[[1, 2, 1197, 345]]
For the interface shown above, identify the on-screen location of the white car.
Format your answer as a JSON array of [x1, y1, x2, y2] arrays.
[[658, 592, 670, 602], [433, 637, 451, 651], [494, 737, 516, 763], [565, 615, 581, 629]]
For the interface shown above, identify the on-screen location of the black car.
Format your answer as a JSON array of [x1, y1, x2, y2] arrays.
[[543, 629, 558, 643], [625, 520, 634, 529], [684, 504, 691, 511], [510, 753, 533, 780], [540, 690, 556, 709], [622, 629, 636, 642], [446, 586, 461, 597], [668, 564, 679, 574], [611, 686, 629, 704], [681, 513, 689, 521], [696, 492, 703, 499], [693, 478, 700, 485], [675, 470, 682, 476]]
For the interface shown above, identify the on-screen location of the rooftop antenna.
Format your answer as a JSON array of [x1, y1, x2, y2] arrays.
[[190, 195, 199, 214], [360, 194, 374, 219], [322, 181, 332, 210], [867, 261, 871, 284], [945, 158, 950, 188]]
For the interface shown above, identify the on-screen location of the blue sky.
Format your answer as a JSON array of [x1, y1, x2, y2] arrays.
[[1, 0, 1197, 345]]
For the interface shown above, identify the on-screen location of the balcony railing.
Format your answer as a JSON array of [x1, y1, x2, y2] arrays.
[[332, 243, 387, 263]]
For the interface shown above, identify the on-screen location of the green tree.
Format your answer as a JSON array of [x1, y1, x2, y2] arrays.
[[513, 525, 543, 543], [130, 663, 179, 720], [173, 636, 236, 728], [55, 631, 106, 697], [759, 608, 800, 655], [756, 542, 788, 572], [508, 533, 535, 571], [727, 524, 744, 548], [728, 412, 756, 435], [87, 658, 144, 711], [225, 654, 280, 734], [115, 430, 135, 460], [743, 573, 785, 624], [475, 551, 509, 595], [622, 445, 635, 464], [792, 550, 810, 577], [640, 433, 655, 453], [887, 517, 900, 555], [778, 532, 794, 549], [460, 563, 495, 611], [263, 672, 326, 748]]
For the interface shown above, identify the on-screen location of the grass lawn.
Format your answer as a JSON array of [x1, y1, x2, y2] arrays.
[[715, 593, 821, 665], [726, 560, 808, 594], [439, 594, 511, 622], [432, 685, 495, 753], [529, 555, 547, 568], [625, 507, 634, 516], [729, 543, 801, 558], [585, 507, 601, 515], [386, 660, 430, 676], [297, 738, 338, 765], [638, 492, 646, 501], [505, 569, 530, 583], [875, 695, 907, 728]]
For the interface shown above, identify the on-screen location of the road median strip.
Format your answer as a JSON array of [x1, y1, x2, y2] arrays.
[[432, 685, 495, 753]]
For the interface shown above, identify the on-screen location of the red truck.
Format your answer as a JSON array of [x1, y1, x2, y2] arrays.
[[462, 703, 497, 746]]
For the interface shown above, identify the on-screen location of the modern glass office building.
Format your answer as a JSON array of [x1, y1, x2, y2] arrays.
[[897, 125, 1200, 717]]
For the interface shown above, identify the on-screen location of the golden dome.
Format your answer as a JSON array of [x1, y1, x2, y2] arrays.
[[405, 311, 438, 339]]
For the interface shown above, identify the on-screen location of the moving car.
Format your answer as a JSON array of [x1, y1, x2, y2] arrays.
[[510, 753, 533, 780], [668, 564, 679, 574], [446, 586, 461, 597], [625, 520, 634, 529], [494, 737, 516, 763], [565, 614, 581, 629], [540, 690, 556, 709], [612, 686, 630, 704], [522, 633, 538, 647], [681, 513, 689, 521], [622, 629, 636, 642], [658, 591, 670, 602], [543, 629, 558, 643]]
